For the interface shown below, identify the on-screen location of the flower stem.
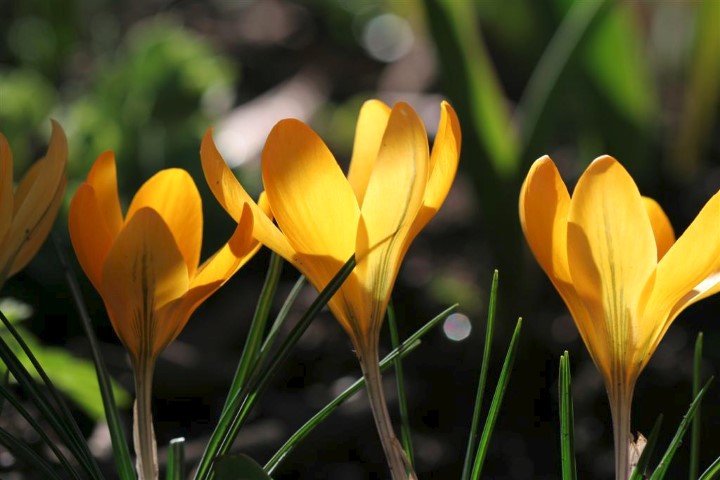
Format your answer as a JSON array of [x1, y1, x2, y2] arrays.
[[609, 382, 634, 480], [359, 344, 416, 480], [133, 361, 158, 480]]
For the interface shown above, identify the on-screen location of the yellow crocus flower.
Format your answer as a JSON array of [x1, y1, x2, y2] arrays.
[[0, 121, 67, 288], [202, 100, 461, 479], [69, 153, 259, 480], [519, 155, 720, 480]]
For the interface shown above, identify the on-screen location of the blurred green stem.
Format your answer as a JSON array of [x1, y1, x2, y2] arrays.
[[133, 361, 158, 480], [359, 342, 416, 480]]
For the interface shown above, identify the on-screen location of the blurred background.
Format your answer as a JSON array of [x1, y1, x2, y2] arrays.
[[1, 0, 719, 478]]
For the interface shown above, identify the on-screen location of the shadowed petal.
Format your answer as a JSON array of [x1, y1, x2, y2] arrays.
[[126, 169, 202, 277], [86, 151, 124, 237], [347, 100, 391, 206], [643, 197, 675, 261], [101, 208, 188, 361], [69, 184, 115, 292]]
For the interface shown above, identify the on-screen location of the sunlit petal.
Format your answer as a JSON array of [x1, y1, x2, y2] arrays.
[[86, 151, 124, 237], [642, 197, 675, 261], [101, 208, 189, 360], [201, 129, 295, 260], [126, 169, 202, 276], [347, 100, 391, 206]]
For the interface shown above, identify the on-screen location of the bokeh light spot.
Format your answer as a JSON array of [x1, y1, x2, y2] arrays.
[[443, 313, 471, 342]]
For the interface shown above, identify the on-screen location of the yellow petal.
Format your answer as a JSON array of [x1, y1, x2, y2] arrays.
[[566, 156, 656, 375], [0, 134, 13, 242], [201, 129, 295, 261], [126, 169, 202, 276], [519, 156, 610, 379], [642, 197, 675, 261], [9, 175, 66, 276], [69, 184, 115, 292], [408, 100, 462, 241], [2, 122, 66, 274], [347, 100, 391, 206], [640, 189, 720, 356], [101, 208, 189, 361], [262, 119, 359, 270], [356, 102, 428, 325], [86, 151, 124, 237]]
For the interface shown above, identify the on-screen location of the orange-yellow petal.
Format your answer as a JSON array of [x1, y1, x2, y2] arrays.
[[347, 100, 391, 206], [126, 169, 202, 276], [0, 134, 13, 241], [566, 156, 656, 380], [69, 184, 115, 292], [86, 152, 124, 237], [101, 208, 189, 361], [643, 197, 675, 261], [201, 129, 295, 261], [262, 119, 359, 273]]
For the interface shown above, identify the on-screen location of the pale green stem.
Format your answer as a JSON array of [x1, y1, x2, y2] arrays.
[[358, 343, 416, 480], [133, 360, 158, 480], [608, 381, 634, 480]]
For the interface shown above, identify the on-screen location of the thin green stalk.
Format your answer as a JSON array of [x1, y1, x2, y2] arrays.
[[0, 426, 64, 480], [259, 275, 307, 357], [194, 256, 356, 480], [690, 333, 703, 480], [166, 437, 185, 480], [629, 415, 663, 480], [133, 361, 158, 480], [55, 236, 136, 480], [387, 301, 414, 466], [470, 317, 522, 479], [461, 270, 498, 480], [222, 253, 283, 414], [699, 456, 720, 480], [559, 352, 576, 480], [265, 304, 456, 475]]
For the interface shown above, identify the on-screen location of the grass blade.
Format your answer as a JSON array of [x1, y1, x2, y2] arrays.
[[0, 425, 65, 480], [650, 377, 714, 479], [55, 237, 136, 480], [166, 437, 185, 480], [222, 253, 283, 414], [265, 304, 457, 475], [558, 351, 576, 480], [699, 456, 720, 480], [194, 255, 356, 480], [629, 415, 663, 480], [690, 332, 703, 480], [461, 270, 498, 480], [470, 317, 523, 478], [387, 301, 414, 465], [259, 275, 307, 358]]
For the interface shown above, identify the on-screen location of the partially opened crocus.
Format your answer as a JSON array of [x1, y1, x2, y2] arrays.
[[520, 155, 720, 480], [202, 100, 461, 479], [0, 121, 67, 289], [69, 153, 259, 480]]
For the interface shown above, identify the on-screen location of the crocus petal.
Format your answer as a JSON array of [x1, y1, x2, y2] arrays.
[[356, 102, 428, 330], [9, 175, 66, 276], [0, 134, 13, 241], [640, 190, 720, 358], [347, 100, 391, 206], [408, 101, 462, 241], [86, 152, 124, 237], [262, 119, 359, 280], [69, 184, 115, 292], [101, 208, 189, 361], [126, 169, 202, 276], [201, 129, 295, 261], [642, 197, 675, 261], [4, 122, 66, 266], [567, 156, 656, 381], [519, 156, 609, 377]]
